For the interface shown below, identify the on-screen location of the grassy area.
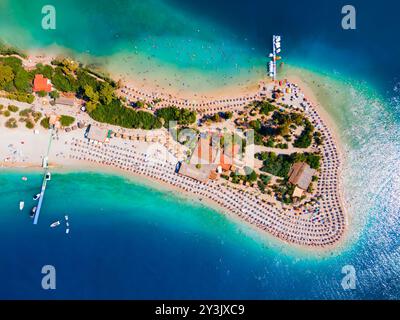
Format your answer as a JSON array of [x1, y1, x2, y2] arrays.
[[60, 115, 75, 127]]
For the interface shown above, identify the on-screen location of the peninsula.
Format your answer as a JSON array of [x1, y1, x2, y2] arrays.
[[0, 44, 346, 248]]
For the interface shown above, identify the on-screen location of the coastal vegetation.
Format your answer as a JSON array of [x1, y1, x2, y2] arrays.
[[272, 181, 296, 204], [256, 151, 321, 178], [0, 57, 33, 93], [40, 117, 50, 129], [155, 107, 196, 127], [60, 115, 75, 127], [90, 100, 162, 130], [0, 52, 198, 131], [255, 150, 321, 203], [5, 117, 17, 128], [7, 105, 19, 113], [293, 119, 314, 148], [242, 100, 318, 151], [0, 41, 27, 58], [253, 100, 276, 115], [226, 166, 258, 186], [19, 108, 42, 123], [201, 111, 234, 125]]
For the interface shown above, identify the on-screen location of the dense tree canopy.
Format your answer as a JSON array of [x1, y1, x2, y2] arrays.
[[0, 64, 15, 88], [90, 99, 162, 130], [156, 106, 196, 127], [257, 151, 321, 178]]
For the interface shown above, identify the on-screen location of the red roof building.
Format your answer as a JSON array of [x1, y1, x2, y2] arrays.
[[33, 74, 52, 93], [219, 143, 241, 172]]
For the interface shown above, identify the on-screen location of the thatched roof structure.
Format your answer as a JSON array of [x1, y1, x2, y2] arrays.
[[288, 162, 315, 191]]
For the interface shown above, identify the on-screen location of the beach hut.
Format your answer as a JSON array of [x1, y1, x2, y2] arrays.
[[55, 96, 76, 106], [86, 125, 109, 143], [288, 162, 316, 191]]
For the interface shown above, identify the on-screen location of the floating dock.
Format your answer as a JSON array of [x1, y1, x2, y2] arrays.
[[268, 35, 281, 80]]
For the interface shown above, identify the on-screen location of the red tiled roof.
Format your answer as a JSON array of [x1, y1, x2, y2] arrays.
[[33, 74, 52, 93]]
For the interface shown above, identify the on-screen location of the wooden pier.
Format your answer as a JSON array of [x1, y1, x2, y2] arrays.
[[33, 127, 53, 225]]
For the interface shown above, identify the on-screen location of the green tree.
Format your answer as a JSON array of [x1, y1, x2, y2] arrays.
[[37, 90, 47, 97], [212, 113, 221, 122], [0, 64, 14, 87], [85, 101, 98, 113], [7, 105, 19, 112], [5, 117, 17, 128], [99, 82, 114, 105], [40, 117, 50, 129], [49, 90, 60, 100], [135, 100, 145, 108], [13, 69, 32, 92], [60, 115, 75, 127], [225, 111, 233, 119], [84, 84, 99, 102], [247, 169, 258, 182], [61, 58, 79, 74], [25, 121, 35, 129]]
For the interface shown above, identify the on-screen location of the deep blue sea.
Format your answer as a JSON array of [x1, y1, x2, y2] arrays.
[[0, 0, 399, 299]]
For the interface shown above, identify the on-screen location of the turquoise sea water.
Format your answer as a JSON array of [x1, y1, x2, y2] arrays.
[[0, 0, 400, 299]]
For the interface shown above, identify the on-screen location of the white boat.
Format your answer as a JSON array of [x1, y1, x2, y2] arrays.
[[30, 206, 37, 218], [45, 172, 51, 181], [33, 193, 41, 201], [19, 201, 24, 211], [65, 228, 70, 234], [65, 215, 69, 221], [50, 221, 61, 228]]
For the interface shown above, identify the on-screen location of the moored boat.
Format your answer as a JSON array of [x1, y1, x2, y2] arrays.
[[19, 201, 24, 211], [30, 206, 37, 218], [50, 221, 61, 228], [33, 193, 41, 201]]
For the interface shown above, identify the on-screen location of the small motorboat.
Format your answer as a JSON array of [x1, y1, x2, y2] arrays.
[[21, 177, 28, 181], [19, 201, 24, 211], [65, 215, 69, 221], [33, 193, 41, 201], [65, 228, 70, 234], [45, 172, 51, 181], [30, 206, 37, 218], [50, 221, 61, 228]]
